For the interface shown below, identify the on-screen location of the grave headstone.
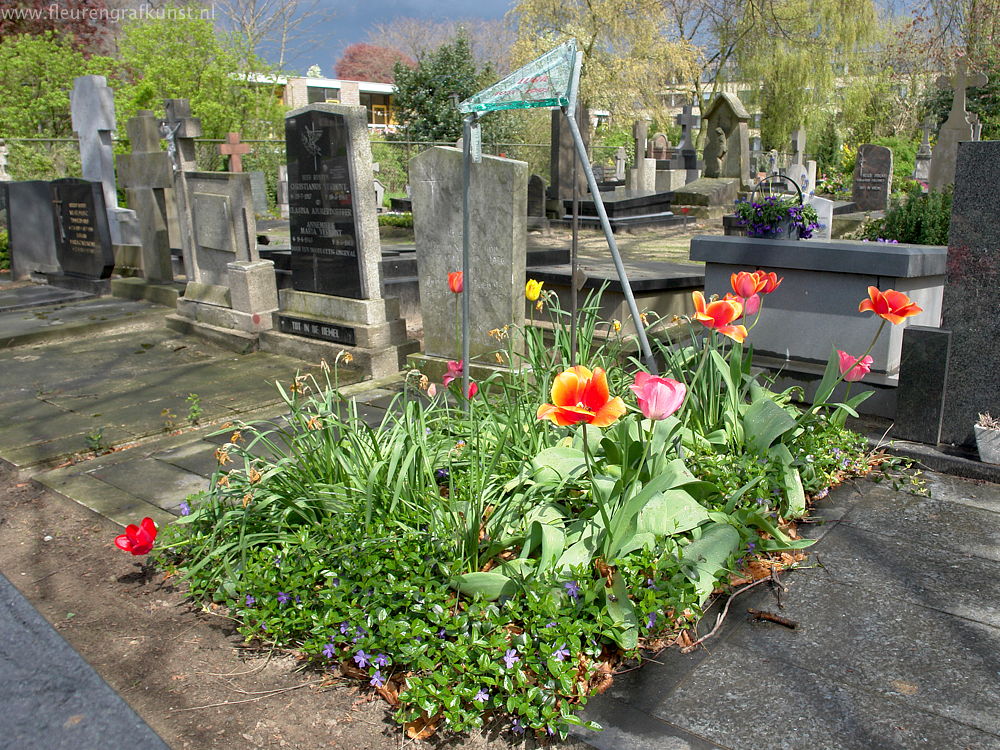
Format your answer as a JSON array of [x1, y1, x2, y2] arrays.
[[702, 93, 750, 182], [0, 139, 10, 181], [548, 103, 590, 202], [895, 326, 951, 445], [804, 194, 834, 241], [649, 133, 670, 160], [411, 146, 527, 363], [5, 181, 60, 279], [939, 140, 1000, 448], [219, 132, 250, 173], [913, 117, 933, 186], [614, 147, 627, 181], [970, 112, 982, 141], [163, 98, 201, 275], [527, 174, 545, 217], [259, 103, 416, 377], [628, 119, 656, 191], [767, 149, 779, 175], [276, 164, 289, 219], [248, 170, 268, 215], [117, 110, 176, 283], [70, 75, 136, 246], [373, 177, 386, 213], [790, 127, 806, 166], [50, 178, 115, 280], [930, 60, 988, 191], [852, 144, 892, 212]]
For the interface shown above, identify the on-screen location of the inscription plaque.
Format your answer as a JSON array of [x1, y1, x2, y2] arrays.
[[50, 178, 114, 279], [278, 314, 356, 346]]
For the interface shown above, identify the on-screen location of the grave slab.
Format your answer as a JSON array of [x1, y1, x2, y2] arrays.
[[0, 284, 90, 312], [0, 297, 167, 349], [0, 573, 171, 750]]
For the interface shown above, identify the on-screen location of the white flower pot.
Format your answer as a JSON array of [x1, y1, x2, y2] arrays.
[[974, 425, 1000, 465]]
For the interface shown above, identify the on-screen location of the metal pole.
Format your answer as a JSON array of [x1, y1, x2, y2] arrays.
[[563, 111, 658, 375], [461, 114, 475, 407], [570, 147, 579, 366]]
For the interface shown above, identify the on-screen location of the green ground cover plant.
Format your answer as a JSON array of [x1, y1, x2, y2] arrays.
[[857, 185, 952, 246], [157, 274, 921, 740]]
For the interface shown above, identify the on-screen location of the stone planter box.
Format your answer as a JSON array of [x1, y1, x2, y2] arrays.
[[975, 425, 1000, 465], [690, 236, 947, 377]]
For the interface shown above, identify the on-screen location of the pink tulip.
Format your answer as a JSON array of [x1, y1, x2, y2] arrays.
[[630, 372, 686, 420], [442, 360, 463, 387], [837, 350, 873, 382]]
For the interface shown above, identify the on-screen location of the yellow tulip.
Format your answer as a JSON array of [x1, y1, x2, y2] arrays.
[[525, 279, 543, 301]]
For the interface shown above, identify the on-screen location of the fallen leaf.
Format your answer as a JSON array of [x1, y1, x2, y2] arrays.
[[405, 711, 441, 739]]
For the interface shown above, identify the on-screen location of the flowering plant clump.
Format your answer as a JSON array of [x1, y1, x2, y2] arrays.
[[155, 273, 924, 741], [734, 194, 821, 239]]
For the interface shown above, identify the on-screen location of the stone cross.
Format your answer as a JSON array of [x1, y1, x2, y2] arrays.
[[117, 110, 177, 283], [614, 146, 627, 181], [0, 139, 10, 181], [632, 119, 649, 162], [790, 127, 806, 165], [913, 117, 933, 185], [970, 112, 982, 141], [163, 99, 202, 172], [930, 59, 989, 190], [219, 132, 250, 172], [675, 104, 698, 151]]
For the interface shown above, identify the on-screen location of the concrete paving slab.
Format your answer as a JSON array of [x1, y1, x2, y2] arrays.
[[89, 457, 211, 511], [727, 573, 1000, 736], [572, 696, 727, 750], [0, 573, 170, 750], [152, 440, 220, 478], [653, 642, 1000, 750], [0, 283, 91, 312], [0, 297, 166, 348], [842, 483, 1000, 562], [34, 466, 174, 529], [924, 472, 1000, 514]]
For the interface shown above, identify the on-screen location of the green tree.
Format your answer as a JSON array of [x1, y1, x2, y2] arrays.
[[115, 4, 284, 140], [390, 33, 483, 143]]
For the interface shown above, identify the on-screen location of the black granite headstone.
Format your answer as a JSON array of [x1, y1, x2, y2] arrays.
[[286, 109, 364, 298], [527, 174, 545, 217], [939, 141, 1000, 448], [852, 144, 892, 212], [894, 326, 951, 445], [5, 180, 60, 279], [50, 178, 114, 279]]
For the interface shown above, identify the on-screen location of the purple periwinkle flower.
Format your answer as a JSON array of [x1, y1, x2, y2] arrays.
[[437, 628, 447, 639], [370, 669, 386, 688], [503, 648, 520, 669], [245, 594, 256, 607], [545, 621, 557, 628], [511, 719, 525, 735], [747, 542, 756, 552], [647, 612, 657, 629], [564, 580, 581, 600], [178, 501, 191, 516], [277, 591, 291, 605], [260, 622, 267, 631], [475, 688, 489, 702], [340, 621, 350, 635], [553, 644, 570, 662], [322, 643, 336, 658], [354, 649, 371, 668], [374, 653, 389, 668]]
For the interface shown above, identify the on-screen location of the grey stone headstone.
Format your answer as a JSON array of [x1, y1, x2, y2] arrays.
[[249, 170, 268, 215], [614, 147, 627, 181], [5, 181, 60, 279], [50, 178, 115, 279], [411, 146, 527, 362], [852, 145, 892, 212], [702, 93, 750, 182], [276, 164, 289, 219], [162, 98, 201, 172], [804, 195, 834, 241], [930, 60, 988, 191], [895, 326, 951, 445], [184, 172, 258, 288], [939, 141, 1000, 448], [914, 117, 933, 186], [373, 177, 386, 212], [527, 174, 545, 217], [632, 119, 650, 188], [548, 103, 590, 201], [284, 103, 382, 299]]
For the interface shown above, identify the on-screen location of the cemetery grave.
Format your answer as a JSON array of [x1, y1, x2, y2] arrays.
[[0, 25, 999, 750]]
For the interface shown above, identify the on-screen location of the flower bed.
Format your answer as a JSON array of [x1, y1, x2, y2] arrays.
[[149, 273, 922, 741]]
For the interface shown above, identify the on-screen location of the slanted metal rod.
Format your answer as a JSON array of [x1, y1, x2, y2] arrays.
[[461, 114, 475, 408], [562, 111, 658, 375]]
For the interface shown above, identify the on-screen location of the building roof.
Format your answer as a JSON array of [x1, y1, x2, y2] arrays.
[[244, 72, 395, 94]]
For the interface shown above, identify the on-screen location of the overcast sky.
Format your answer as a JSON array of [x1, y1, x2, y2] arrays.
[[275, 0, 514, 75]]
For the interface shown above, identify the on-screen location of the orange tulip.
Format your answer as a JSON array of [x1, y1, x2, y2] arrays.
[[537, 366, 626, 428], [731, 271, 767, 298], [448, 271, 463, 294], [858, 286, 922, 325], [692, 291, 748, 343]]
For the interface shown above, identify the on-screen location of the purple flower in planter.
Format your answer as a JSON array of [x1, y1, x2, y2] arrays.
[[503, 648, 520, 669]]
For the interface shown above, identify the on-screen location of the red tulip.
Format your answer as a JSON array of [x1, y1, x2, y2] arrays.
[[114, 517, 157, 556], [442, 359, 463, 387], [837, 350, 874, 382], [731, 271, 767, 298], [756, 271, 783, 294], [692, 291, 747, 343], [466, 381, 479, 399], [858, 286, 922, 325], [448, 271, 463, 294], [537, 366, 626, 428], [630, 372, 686, 420]]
